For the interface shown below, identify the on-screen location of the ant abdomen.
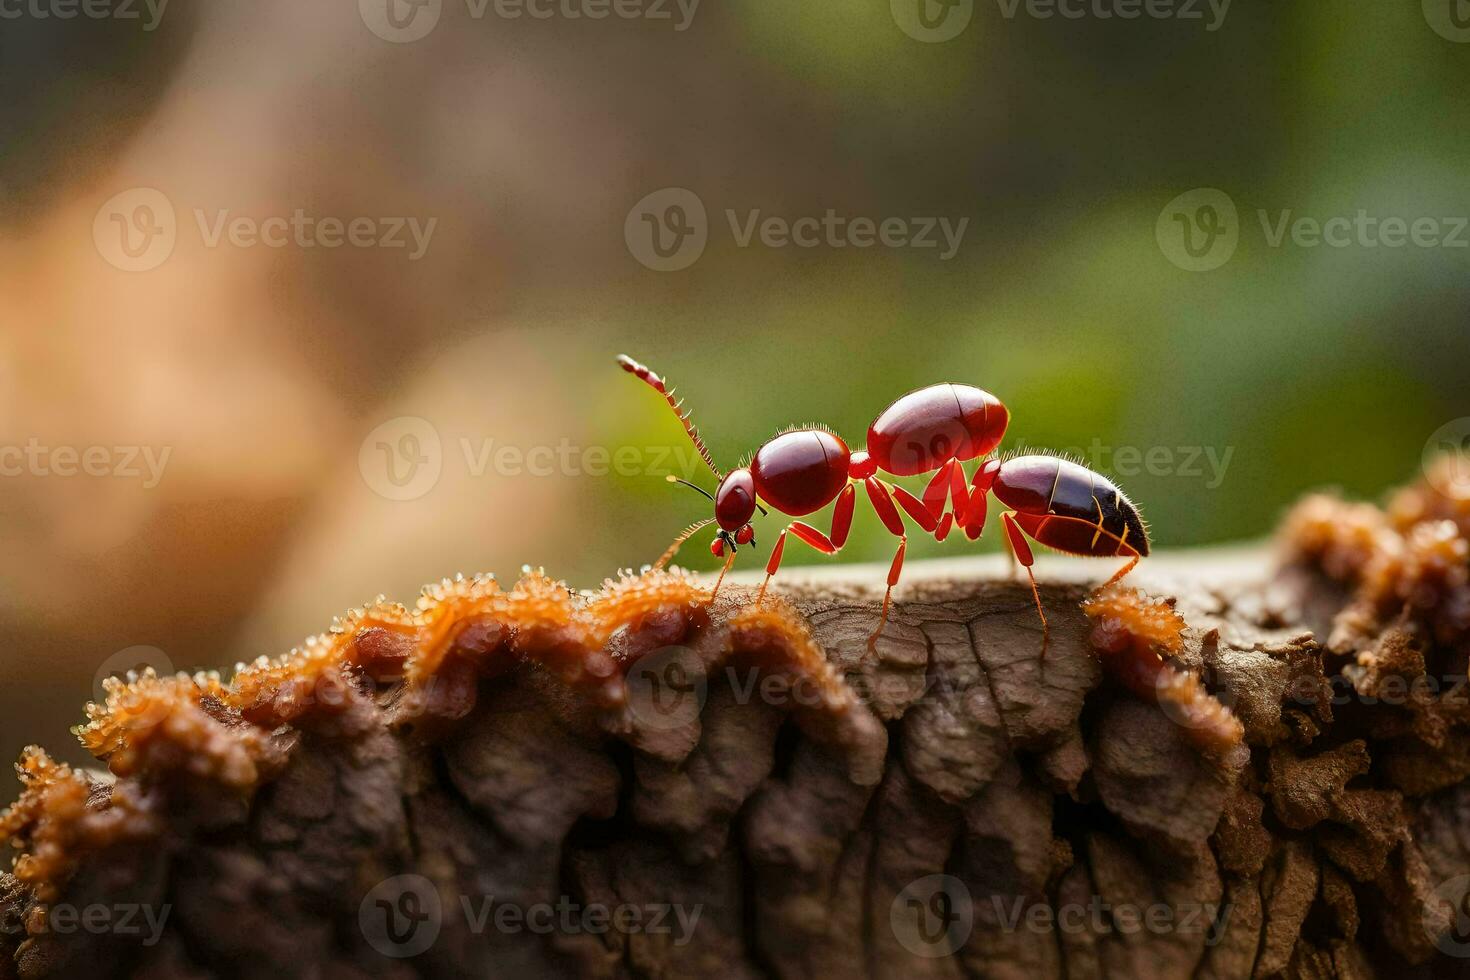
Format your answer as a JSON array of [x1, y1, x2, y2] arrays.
[[993, 455, 1150, 559], [866, 383, 1008, 477]]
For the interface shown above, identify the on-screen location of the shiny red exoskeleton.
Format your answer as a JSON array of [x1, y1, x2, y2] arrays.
[[618, 355, 1149, 642]]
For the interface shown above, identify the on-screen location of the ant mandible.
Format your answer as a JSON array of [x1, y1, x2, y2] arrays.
[[617, 355, 1150, 644]]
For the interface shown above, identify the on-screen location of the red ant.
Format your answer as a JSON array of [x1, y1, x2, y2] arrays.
[[618, 355, 1150, 643]]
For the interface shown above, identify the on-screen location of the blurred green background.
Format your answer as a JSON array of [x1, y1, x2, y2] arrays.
[[0, 0, 1467, 768]]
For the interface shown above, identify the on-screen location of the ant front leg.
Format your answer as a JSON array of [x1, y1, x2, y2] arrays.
[[759, 483, 856, 603], [1001, 511, 1048, 634]]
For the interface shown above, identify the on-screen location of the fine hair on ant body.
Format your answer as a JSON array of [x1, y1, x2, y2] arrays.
[[617, 354, 1150, 645]]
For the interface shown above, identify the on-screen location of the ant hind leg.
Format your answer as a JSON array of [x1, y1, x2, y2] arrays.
[[1102, 552, 1141, 590], [1001, 512, 1048, 634]]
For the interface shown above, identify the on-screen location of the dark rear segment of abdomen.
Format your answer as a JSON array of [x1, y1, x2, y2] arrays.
[[992, 455, 1149, 557], [866, 383, 1008, 477]]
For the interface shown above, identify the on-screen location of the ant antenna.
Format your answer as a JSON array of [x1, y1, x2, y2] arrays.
[[618, 355, 722, 479], [654, 518, 716, 570], [665, 475, 714, 501]]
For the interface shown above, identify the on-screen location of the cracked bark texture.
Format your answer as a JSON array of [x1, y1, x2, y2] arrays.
[[3, 551, 1470, 979]]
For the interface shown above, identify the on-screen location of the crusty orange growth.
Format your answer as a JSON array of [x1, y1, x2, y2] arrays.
[[230, 597, 417, 721], [0, 748, 160, 905], [1082, 585, 1243, 760], [0, 567, 760, 909], [1081, 586, 1185, 657], [407, 573, 508, 683], [77, 669, 266, 788], [586, 568, 707, 646], [1389, 456, 1470, 540], [1280, 493, 1392, 584], [726, 597, 858, 718]]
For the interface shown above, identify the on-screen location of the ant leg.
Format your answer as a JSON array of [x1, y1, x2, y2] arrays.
[[1102, 552, 1141, 589], [758, 484, 856, 603], [870, 535, 907, 648], [922, 460, 956, 522], [711, 549, 736, 600], [963, 459, 999, 540], [999, 515, 1020, 579], [654, 518, 717, 570], [1001, 512, 1048, 633], [890, 484, 938, 534], [949, 460, 971, 526], [863, 478, 923, 647]]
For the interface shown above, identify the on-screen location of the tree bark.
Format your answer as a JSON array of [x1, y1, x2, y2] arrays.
[[2, 545, 1468, 980]]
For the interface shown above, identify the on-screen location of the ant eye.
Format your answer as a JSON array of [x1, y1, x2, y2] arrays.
[[736, 525, 754, 545], [710, 537, 726, 557]]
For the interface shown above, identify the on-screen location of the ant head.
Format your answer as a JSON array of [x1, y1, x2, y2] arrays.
[[714, 468, 757, 532]]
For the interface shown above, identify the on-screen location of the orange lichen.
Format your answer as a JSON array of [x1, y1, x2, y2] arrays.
[[229, 597, 417, 725], [77, 669, 267, 788], [1281, 493, 1392, 585], [1081, 586, 1186, 657], [1083, 585, 1243, 760], [0, 568, 806, 909], [586, 567, 707, 646], [0, 748, 160, 905], [1388, 456, 1470, 541], [726, 598, 858, 718]]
